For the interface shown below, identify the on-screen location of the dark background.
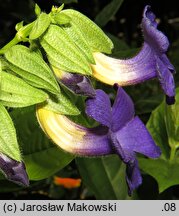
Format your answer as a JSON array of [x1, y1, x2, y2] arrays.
[[1, 0, 179, 47]]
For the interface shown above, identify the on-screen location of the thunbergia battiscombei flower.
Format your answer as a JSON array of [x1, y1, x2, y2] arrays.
[[0, 153, 29, 186], [85, 85, 161, 194], [37, 85, 161, 194], [91, 5, 175, 105]]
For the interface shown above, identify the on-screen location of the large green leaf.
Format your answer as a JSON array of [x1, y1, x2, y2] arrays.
[[40, 25, 92, 75], [138, 158, 179, 193], [95, 0, 124, 27], [61, 9, 114, 54], [4, 45, 60, 95], [146, 102, 170, 159], [138, 88, 179, 193], [62, 21, 95, 64], [0, 104, 21, 161], [0, 71, 48, 107], [76, 155, 131, 200], [10, 107, 74, 180]]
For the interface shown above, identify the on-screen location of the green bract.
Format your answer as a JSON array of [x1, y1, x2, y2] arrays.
[[29, 13, 51, 40], [40, 25, 92, 75], [0, 72, 48, 107], [61, 9, 114, 54], [0, 104, 21, 161], [41, 93, 80, 115], [51, 12, 71, 25], [61, 20, 95, 64], [4, 45, 60, 95]]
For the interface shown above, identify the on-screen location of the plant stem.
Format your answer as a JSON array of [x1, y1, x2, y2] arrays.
[[169, 146, 176, 162], [0, 22, 34, 55], [0, 36, 20, 55]]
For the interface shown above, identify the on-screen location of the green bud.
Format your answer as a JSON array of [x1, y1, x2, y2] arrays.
[[35, 4, 41, 16]]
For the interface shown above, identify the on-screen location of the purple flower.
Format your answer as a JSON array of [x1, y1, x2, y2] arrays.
[[0, 153, 29, 186], [91, 5, 175, 104], [85, 84, 161, 194], [37, 84, 161, 195]]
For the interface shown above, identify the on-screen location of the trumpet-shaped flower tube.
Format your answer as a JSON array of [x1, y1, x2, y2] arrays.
[[37, 107, 112, 156], [37, 85, 160, 194], [91, 5, 175, 104], [0, 153, 29, 186]]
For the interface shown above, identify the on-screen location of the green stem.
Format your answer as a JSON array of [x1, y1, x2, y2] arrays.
[[169, 146, 176, 162], [0, 36, 20, 54], [0, 22, 34, 55]]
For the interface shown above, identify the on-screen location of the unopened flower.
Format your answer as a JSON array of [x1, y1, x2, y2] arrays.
[[53, 67, 96, 97], [0, 153, 29, 186], [91, 5, 175, 104], [37, 85, 160, 194]]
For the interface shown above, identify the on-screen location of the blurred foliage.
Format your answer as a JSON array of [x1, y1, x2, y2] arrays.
[[139, 88, 179, 193], [0, 0, 179, 200], [76, 155, 132, 200]]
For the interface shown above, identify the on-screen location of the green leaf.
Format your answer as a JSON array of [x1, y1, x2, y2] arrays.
[[29, 13, 51, 40], [146, 102, 170, 159], [138, 158, 179, 193], [61, 9, 114, 54], [0, 59, 2, 83], [4, 45, 60, 95], [0, 72, 48, 107], [62, 19, 95, 64], [0, 104, 21, 161], [41, 25, 92, 75], [165, 102, 179, 149], [41, 92, 80, 115], [95, 0, 124, 27], [76, 155, 131, 199], [138, 88, 179, 192], [10, 107, 74, 180]]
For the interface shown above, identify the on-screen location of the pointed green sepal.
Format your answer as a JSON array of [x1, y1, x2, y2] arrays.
[[52, 13, 71, 25], [35, 4, 41, 16], [0, 104, 21, 161], [4, 45, 60, 95], [0, 72, 48, 107], [40, 25, 92, 75], [61, 9, 114, 54], [29, 13, 51, 40], [61, 17, 95, 64], [41, 93, 80, 115], [15, 21, 24, 32]]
